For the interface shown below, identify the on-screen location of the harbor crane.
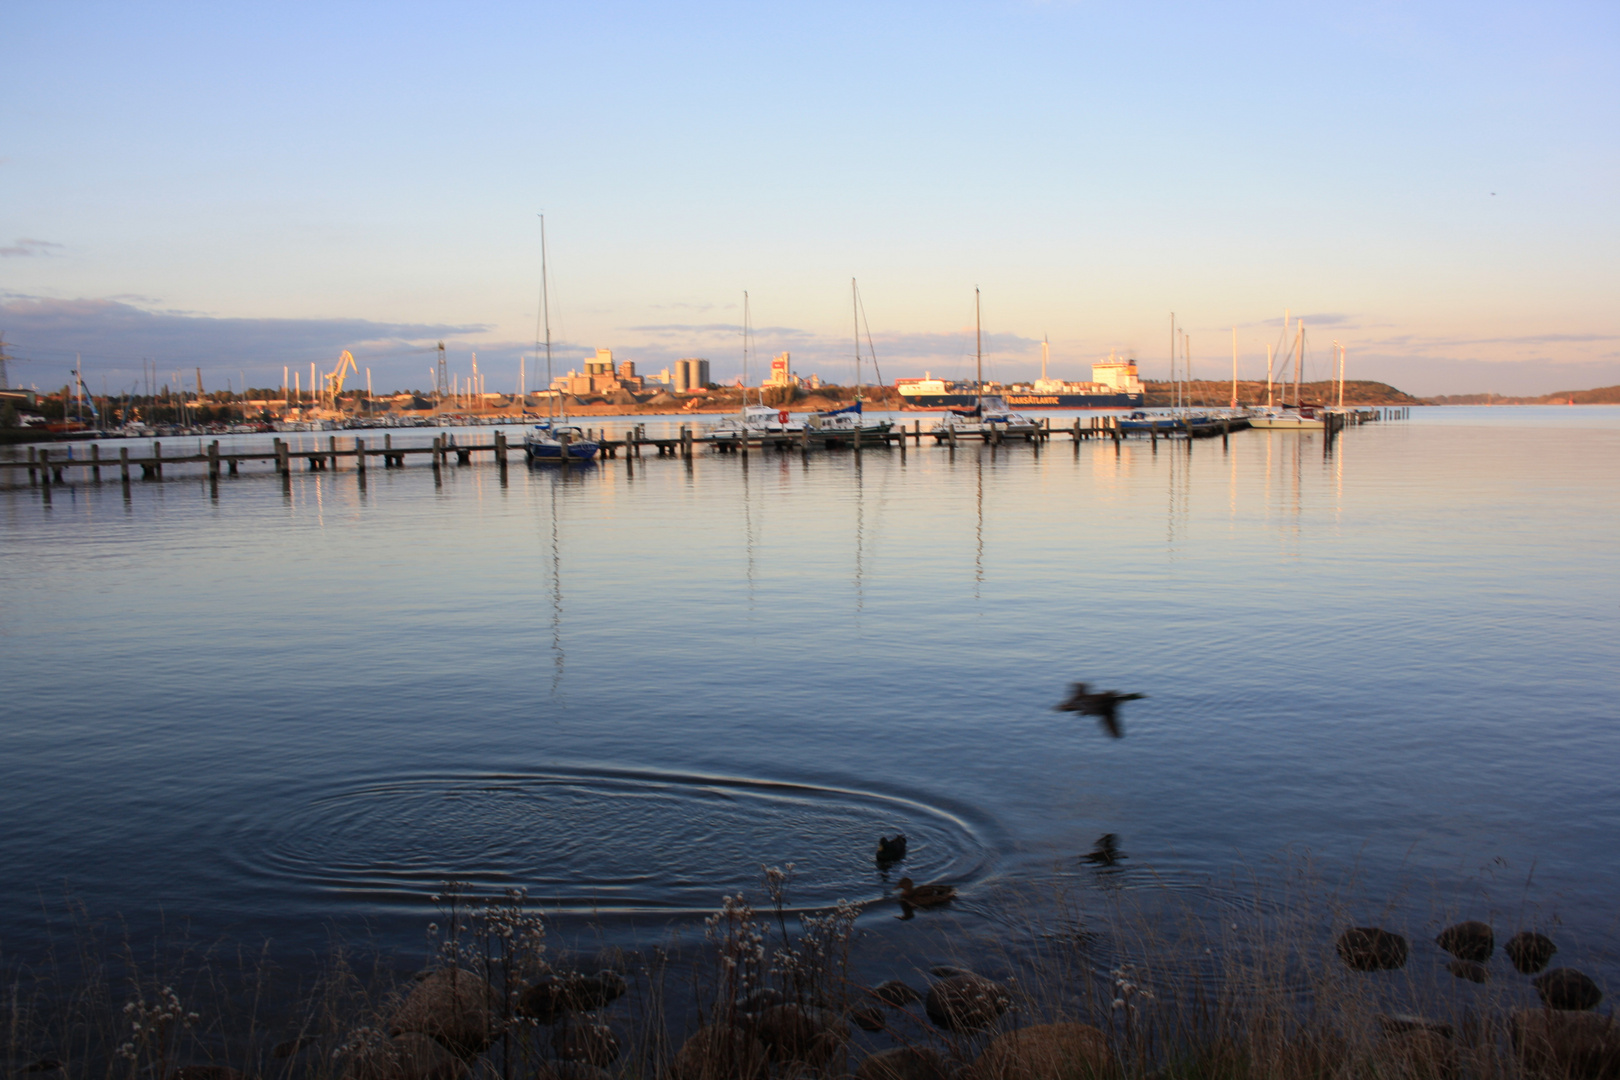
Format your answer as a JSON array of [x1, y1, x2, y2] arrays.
[[323, 350, 358, 409]]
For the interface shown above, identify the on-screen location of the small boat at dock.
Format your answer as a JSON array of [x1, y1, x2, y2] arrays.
[[523, 421, 599, 462], [1246, 405, 1324, 431]]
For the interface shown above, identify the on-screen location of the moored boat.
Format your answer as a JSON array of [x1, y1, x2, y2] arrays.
[[523, 420, 600, 462], [524, 216, 598, 464], [1246, 405, 1324, 431], [711, 404, 807, 440]]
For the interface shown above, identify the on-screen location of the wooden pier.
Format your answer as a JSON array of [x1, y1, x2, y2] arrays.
[[2, 410, 1392, 495]]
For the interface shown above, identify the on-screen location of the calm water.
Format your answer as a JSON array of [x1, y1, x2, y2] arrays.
[[3, 408, 1618, 979]]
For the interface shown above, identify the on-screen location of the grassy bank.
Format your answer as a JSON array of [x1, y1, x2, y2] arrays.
[[4, 871, 1607, 1080]]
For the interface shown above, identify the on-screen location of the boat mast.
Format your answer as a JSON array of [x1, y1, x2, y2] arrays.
[[975, 287, 983, 400], [1294, 321, 1304, 407], [1231, 326, 1238, 409], [852, 277, 861, 402], [538, 214, 554, 422], [1169, 312, 1176, 410], [1266, 344, 1274, 407], [1338, 342, 1346, 407], [1041, 336, 1049, 383], [742, 290, 750, 411], [1185, 334, 1192, 408]]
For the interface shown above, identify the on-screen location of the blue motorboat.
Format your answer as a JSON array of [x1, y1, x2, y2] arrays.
[[523, 419, 599, 463]]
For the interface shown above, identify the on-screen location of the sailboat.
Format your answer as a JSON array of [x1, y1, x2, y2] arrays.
[[1246, 312, 1324, 431], [809, 279, 895, 439], [930, 288, 1038, 443], [524, 216, 601, 463], [710, 291, 808, 443]]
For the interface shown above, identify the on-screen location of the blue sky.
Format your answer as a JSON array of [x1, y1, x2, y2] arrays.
[[2, 1, 1616, 396]]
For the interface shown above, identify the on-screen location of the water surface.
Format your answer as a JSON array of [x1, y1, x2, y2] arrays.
[[3, 407, 1617, 977]]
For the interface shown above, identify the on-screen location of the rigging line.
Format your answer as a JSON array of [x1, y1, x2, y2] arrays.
[[856, 289, 883, 387]]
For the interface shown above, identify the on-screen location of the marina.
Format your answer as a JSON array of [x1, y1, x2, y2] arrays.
[[1, 408, 1398, 492]]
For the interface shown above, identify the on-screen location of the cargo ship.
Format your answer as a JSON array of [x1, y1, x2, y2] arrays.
[[895, 348, 1145, 410]]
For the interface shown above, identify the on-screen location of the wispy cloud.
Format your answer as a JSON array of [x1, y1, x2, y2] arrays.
[[0, 238, 64, 257]]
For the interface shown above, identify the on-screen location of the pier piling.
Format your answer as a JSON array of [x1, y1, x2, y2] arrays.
[[119, 447, 130, 483], [91, 444, 102, 482]]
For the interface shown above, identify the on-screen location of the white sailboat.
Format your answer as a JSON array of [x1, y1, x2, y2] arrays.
[[930, 288, 1038, 442], [524, 215, 600, 463], [710, 292, 808, 442], [1247, 313, 1324, 430]]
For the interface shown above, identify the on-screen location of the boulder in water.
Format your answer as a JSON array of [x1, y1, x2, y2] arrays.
[[519, 971, 627, 1023], [1436, 921, 1494, 963], [1336, 927, 1409, 972], [1535, 969, 1604, 1011], [750, 1003, 848, 1066], [1507, 932, 1559, 975], [925, 973, 1010, 1032], [344, 1033, 469, 1080], [388, 969, 498, 1057], [1446, 959, 1490, 984], [849, 1004, 886, 1032]]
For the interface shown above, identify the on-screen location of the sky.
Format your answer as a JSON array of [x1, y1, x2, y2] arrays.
[[2, 1, 1617, 397]]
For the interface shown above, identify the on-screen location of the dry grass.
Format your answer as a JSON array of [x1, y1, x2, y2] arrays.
[[2, 867, 1603, 1080]]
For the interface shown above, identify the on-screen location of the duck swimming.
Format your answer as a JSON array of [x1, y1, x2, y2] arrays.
[[896, 877, 955, 908], [876, 834, 908, 868]]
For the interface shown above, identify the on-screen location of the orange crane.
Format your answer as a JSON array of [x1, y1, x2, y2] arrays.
[[323, 350, 357, 409]]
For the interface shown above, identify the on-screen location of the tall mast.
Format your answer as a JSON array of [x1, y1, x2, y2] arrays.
[[539, 214, 554, 420], [1294, 321, 1304, 407], [1185, 334, 1192, 408], [975, 287, 982, 398], [852, 278, 861, 401], [1169, 312, 1176, 409], [1338, 342, 1346, 407], [1266, 344, 1274, 407], [743, 290, 750, 407], [1041, 335, 1049, 382], [1230, 326, 1238, 409]]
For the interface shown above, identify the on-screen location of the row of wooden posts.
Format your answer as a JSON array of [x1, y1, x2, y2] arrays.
[[11, 412, 1363, 499]]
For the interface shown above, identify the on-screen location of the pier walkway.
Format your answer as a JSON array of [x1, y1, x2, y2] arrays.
[[3, 409, 1392, 495]]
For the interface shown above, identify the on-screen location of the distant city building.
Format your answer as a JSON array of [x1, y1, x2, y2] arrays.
[[551, 348, 644, 395], [672, 358, 711, 392], [764, 351, 797, 388]]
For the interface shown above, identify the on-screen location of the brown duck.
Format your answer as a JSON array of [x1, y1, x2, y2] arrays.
[[896, 877, 956, 908]]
